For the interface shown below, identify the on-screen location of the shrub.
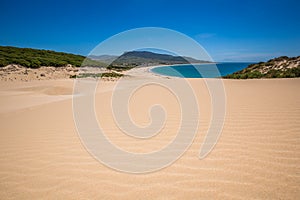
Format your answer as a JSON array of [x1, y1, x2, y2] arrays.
[[0, 46, 106, 68], [71, 72, 124, 79]]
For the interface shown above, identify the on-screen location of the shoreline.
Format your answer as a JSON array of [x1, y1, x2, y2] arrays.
[[0, 63, 299, 83], [126, 62, 218, 79], [125, 65, 179, 79]]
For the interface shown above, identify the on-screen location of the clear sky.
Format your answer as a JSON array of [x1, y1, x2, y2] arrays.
[[1, 0, 299, 62]]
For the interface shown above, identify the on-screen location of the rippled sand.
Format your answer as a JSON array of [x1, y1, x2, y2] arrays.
[[0, 78, 299, 199]]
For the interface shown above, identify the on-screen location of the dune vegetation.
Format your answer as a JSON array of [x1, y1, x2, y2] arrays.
[[0, 46, 106, 68], [223, 56, 300, 79]]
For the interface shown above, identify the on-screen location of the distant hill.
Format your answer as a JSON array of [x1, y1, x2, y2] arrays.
[[223, 56, 300, 79], [0, 46, 106, 68], [88, 55, 118, 64], [105, 51, 211, 70]]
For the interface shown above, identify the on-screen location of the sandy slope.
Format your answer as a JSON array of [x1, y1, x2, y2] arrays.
[[0, 77, 299, 199]]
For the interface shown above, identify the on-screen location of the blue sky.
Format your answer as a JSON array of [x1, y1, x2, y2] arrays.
[[1, 0, 299, 62]]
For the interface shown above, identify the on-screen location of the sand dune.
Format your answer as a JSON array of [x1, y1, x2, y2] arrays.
[[0, 77, 299, 199]]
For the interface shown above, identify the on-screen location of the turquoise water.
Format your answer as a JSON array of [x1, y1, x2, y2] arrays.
[[150, 63, 252, 78]]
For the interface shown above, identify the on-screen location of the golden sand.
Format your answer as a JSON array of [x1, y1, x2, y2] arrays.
[[0, 77, 299, 199]]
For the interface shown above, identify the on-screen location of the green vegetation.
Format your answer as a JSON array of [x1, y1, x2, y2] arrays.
[[106, 64, 135, 71], [70, 72, 123, 79], [101, 72, 124, 78], [224, 70, 263, 79], [265, 67, 300, 78], [224, 67, 300, 79], [0, 46, 106, 68], [223, 56, 300, 79]]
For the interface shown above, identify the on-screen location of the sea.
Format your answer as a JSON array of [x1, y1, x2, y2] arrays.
[[150, 62, 252, 78]]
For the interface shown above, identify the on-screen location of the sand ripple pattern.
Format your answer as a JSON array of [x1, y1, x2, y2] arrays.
[[0, 79, 299, 199]]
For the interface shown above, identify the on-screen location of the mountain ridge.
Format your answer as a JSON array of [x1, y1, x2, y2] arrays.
[[108, 51, 211, 67]]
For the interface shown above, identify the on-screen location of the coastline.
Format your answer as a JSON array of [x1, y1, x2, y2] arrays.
[[135, 62, 253, 79], [125, 65, 179, 79], [126, 62, 218, 79]]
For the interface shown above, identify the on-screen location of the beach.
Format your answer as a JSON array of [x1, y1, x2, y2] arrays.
[[0, 72, 299, 199]]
